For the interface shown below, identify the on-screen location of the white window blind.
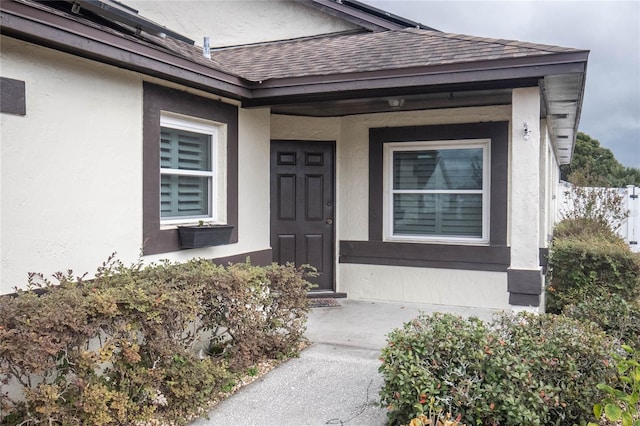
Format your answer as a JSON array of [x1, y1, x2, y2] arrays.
[[159, 114, 217, 222], [385, 140, 490, 243]]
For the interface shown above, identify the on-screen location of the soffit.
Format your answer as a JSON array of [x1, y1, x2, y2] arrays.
[[269, 88, 514, 116], [541, 73, 586, 165]]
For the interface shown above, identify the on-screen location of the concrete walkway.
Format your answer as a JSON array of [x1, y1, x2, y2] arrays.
[[192, 299, 499, 426]]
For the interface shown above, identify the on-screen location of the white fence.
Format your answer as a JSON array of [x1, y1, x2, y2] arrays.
[[557, 182, 639, 252]]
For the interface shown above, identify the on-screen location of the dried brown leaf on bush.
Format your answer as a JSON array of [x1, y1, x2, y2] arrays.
[[0, 257, 312, 425]]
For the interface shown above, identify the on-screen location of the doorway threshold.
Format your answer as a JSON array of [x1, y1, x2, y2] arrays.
[[307, 291, 347, 299]]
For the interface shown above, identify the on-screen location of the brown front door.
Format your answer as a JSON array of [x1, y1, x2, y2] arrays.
[[270, 140, 335, 291]]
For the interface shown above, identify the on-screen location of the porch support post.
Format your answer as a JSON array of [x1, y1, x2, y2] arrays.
[[508, 87, 543, 308]]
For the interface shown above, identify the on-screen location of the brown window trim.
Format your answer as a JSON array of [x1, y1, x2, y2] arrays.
[[340, 121, 509, 271], [143, 83, 238, 255]]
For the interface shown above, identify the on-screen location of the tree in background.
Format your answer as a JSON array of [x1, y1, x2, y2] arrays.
[[561, 132, 640, 187]]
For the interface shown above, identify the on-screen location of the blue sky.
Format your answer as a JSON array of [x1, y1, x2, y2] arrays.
[[367, 0, 640, 169]]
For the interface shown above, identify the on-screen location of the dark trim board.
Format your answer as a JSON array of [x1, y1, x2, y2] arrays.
[[539, 247, 549, 274], [508, 268, 543, 307], [211, 249, 272, 267], [509, 293, 540, 307], [355, 121, 509, 271], [143, 82, 239, 255], [340, 241, 510, 272], [506, 248, 548, 307], [245, 59, 587, 102], [369, 121, 508, 244]]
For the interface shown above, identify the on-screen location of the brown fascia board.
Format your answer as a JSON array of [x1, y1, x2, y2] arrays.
[[1, 0, 588, 110], [0, 0, 251, 99], [568, 68, 588, 162], [338, 0, 438, 31], [299, 0, 406, 31], [243, 53, 588, 106]]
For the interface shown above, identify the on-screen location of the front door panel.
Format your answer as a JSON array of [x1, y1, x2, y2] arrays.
[[270, 141, 335, 291]]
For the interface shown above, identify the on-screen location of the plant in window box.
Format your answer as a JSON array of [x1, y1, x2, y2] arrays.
[[177, 221, 234, 249]]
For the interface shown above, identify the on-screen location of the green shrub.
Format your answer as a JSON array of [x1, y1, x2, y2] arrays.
[[553, 217, 622, 241], [590, 345, 640, 426], [379, 312, 616, 426], [546, 224, 640, 313], [558, 182, 629, 235], [564, 294, 640, 349], [0, 257, 312, 425]]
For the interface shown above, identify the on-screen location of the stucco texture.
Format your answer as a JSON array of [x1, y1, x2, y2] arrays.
[[1, 37, 143, 292], [272, 106, 520, 309], [126, 0, 359, 48], [0, 38, 272, 293]]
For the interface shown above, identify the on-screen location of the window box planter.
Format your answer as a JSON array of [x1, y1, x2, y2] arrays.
[[177, 224, 234, 249]]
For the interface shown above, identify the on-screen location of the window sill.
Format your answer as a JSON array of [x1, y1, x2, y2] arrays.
[[160, 220, 218, 231], [384, 236, 490, 246]]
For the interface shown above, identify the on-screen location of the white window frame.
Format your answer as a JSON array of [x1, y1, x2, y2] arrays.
[[159, 112, 218, 226], [383, 139, 491, 245]]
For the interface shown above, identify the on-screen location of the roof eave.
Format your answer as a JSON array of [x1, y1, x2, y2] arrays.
[[243, 54, 588, 106], [0, 0, 251, 99], [541, 68, 589, 165], [57, 0, 195, 43], [2, 0, 589, 140], [339, 0, 436, 30], [300, 0, 432, 32]]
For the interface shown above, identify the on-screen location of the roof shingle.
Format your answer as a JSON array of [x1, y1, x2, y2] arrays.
[[205, 28, 585, 82]]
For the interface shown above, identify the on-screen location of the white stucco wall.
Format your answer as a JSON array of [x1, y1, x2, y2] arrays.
[[0, 37, 271, 294], [510, 87, 541, 270], [539, 120, 549, 247], [539, 121, 560, 247], [340, 264, 509, 308], [125, 0, 359, 48], [1, 37, 143, 292], [549, 130, 561, 240], [272, 106, 514, 309]]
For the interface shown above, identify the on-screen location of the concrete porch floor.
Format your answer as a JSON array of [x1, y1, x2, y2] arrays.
[[191, 299, 500, 426]]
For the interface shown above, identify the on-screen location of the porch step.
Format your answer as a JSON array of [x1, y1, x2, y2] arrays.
[[307, 291, 347, 299]]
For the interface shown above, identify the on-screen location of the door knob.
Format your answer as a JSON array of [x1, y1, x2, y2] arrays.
[[326, 219, 333, 225]]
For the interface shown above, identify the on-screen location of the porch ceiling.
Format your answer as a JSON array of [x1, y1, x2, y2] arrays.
[[268, 88, 514, 116], [266, 73, 585, 166]]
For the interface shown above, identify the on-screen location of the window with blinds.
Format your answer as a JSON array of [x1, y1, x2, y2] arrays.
[[159, 114, 217, 223], [385, 140, 490, 243]]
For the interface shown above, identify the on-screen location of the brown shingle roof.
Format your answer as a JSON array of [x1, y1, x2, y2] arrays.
[[15, 0, 585, 86], [206, 28, 585, 82]]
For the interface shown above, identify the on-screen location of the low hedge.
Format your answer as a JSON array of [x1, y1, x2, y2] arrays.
[[546, 220, 640, 313], [0, 257, 312, 425], [552, 217, 621, 241], [563, 294, 640, 349], [379, 312, 616, 426]]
